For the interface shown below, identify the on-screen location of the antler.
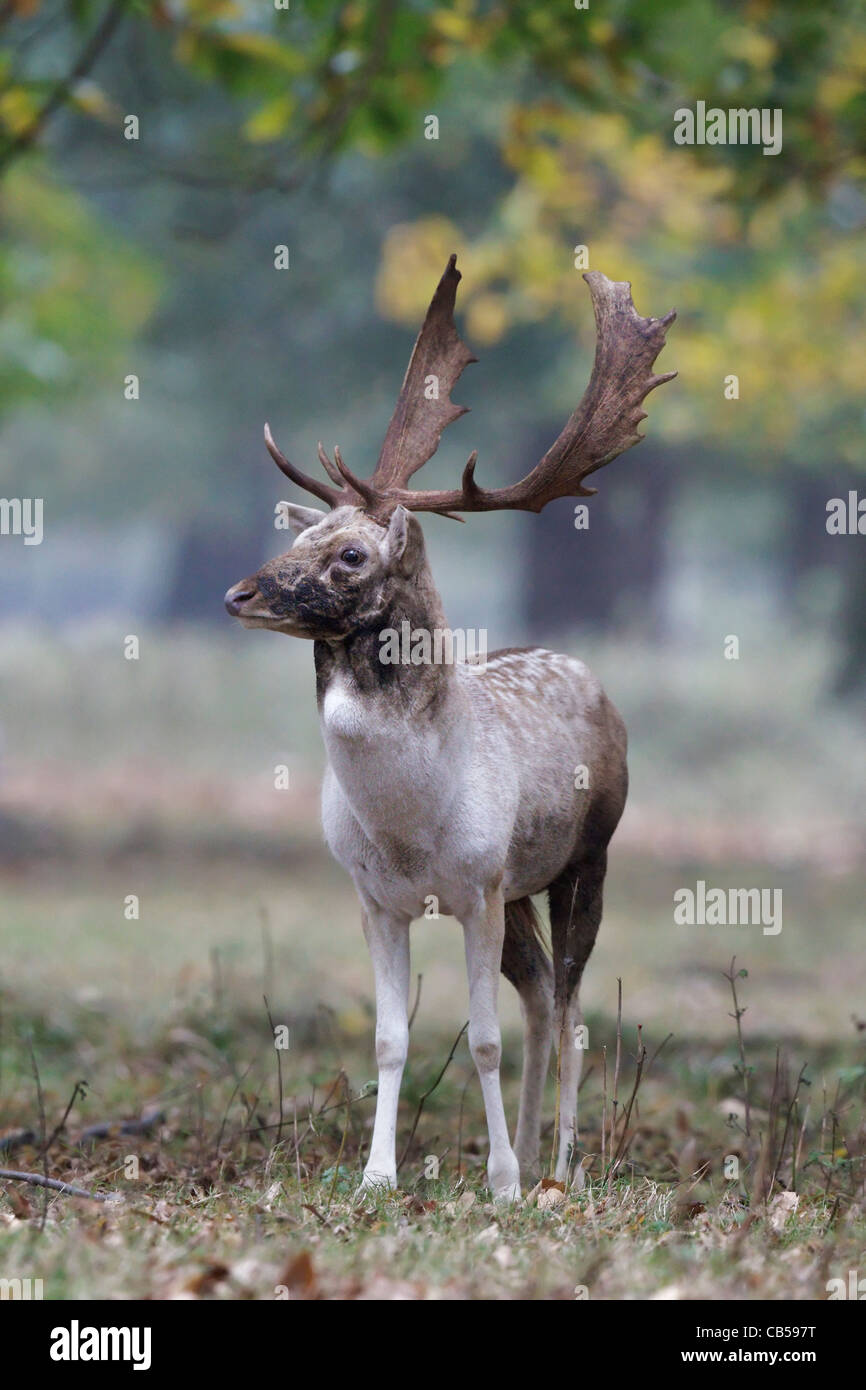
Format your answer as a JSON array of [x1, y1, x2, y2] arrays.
[[370, 253, 478, 495], [386, 271, 676, 516], [262, 253, 477, 523], [263, 260, 675, 522]]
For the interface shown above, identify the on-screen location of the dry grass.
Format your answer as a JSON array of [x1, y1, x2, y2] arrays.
[[1, 861, 864, 1301]]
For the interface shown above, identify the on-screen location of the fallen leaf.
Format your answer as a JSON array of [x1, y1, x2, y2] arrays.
[[768, 1191, 799, 1231], [2, 1183, 32, 1219], [278, 1249, 318, 1299], [184, 1262, 230, 1295], [403, 1195, 436, 1216], [538, 1185, 567, 1211]]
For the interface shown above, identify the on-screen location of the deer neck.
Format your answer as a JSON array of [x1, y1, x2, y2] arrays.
[[314, 565, 461, 726], [313, 566, 469, 842]]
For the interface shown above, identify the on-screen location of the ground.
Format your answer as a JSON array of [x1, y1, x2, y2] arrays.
[[1, 854, 863, 1300], [0, 628, 863, 1299]]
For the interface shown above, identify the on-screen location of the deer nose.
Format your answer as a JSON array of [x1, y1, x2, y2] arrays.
[[225, 583, 256, 616]]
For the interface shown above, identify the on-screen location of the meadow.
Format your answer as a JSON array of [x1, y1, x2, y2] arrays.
[[0, 627, 864, 1299]]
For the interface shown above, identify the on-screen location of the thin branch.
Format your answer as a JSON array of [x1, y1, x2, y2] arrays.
[[263, 995, 285, 1147], [215, 1066, 254, 1157], [41, 1079, 88, 1157], [0, 0, 127, 175], [326, 1072, 351, 1210], [397, 1022, 468, 1172], [407, 974, 423, 1032], [611, 978, 623, 1151], [0, 1169, 114, 1202], [78, 1108, 164, 1144], [28, 1038, 48, 1229], [723, 956, 751, 1139], [770, 1062, 810, 1194], [646, 1032, 674, 1074], [609, 1034, 648, 1175]]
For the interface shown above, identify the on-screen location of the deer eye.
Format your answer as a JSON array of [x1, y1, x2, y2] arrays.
[[339, 547, 365, 567]]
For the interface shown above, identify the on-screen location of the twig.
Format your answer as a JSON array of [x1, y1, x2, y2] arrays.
[[28, 1039, 48, 1229], [293, 1099, 301, 1188], [281, 1074, 344, 1162], [724, 957, 751, 1140], [2, 1107, 164, 1157], [601, 1044, 608, 1175], [241, 1076, 367, 1139], [793, 1100, 810, 1190], [646, 1033, 674, 1074], [609, 1033, 648, 1175], [407, 974, 423, 1032], [327, 1072, 351, 1210], [611, 979, 623, 1152], [263, 995, 285, 1147], [260, 906, 274, 996], [823, 1195, 841, 1234], [41, 1079, 88, 1156], [397, 1022, 468, 1172], [81, 1109, 166, 1143], [0, 1169, 113, 1202], [215, 1066, 253, 1156], [770, 1063, 809, 1194]]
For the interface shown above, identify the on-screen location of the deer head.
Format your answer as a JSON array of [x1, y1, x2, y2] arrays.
[[224, 255, 675, 636]]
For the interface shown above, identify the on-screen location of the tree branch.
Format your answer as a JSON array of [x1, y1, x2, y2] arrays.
[[0, 0, 127, 174]]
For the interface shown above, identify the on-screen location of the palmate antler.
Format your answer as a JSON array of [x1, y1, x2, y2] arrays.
[[264, 254, 676, 524]]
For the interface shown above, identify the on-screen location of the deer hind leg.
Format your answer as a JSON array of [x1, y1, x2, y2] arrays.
[[501, 897, 553, 1185], [549, 848, 608, 1184], [461, 884, 522, 1201]]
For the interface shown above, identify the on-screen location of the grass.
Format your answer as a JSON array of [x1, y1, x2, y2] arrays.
[[1, 857, 864, 1300], [0, 625, 863, 1297]]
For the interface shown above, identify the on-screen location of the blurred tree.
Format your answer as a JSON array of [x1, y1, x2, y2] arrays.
[[0, 165, 156, 411], [0, 1, 863, 672]]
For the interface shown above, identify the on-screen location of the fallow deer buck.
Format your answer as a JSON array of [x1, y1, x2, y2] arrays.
[[225, 257, 675, 1199]]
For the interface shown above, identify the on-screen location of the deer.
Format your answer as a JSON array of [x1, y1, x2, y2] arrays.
[[225, 257, 675, 1200]]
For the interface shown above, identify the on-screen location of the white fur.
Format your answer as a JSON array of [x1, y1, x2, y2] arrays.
[[319, 647, 616, 1197]]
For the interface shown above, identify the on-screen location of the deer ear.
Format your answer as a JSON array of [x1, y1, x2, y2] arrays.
[[385, 505, 424, 575], [279, 503, 326, 537], [385, 505, 409, 562]]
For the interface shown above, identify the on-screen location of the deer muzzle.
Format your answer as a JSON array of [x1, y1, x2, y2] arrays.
[[224, 582, 257, 617]]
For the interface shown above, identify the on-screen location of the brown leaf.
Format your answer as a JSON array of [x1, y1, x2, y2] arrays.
[[279, 1249, 318, 1300], [538, 1184, 567, 1211], [682, 1201, 706, 1221], [2, 1183, 32, 1219], [403, 1195, 436, 1216], [184, 1262, 230, 1295]]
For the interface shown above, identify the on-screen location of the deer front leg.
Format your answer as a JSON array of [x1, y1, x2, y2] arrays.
[[359, 900, 412, 1193], [462, 885, 521, 1202]]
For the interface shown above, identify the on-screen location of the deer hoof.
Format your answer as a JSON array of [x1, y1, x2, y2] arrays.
[[492, 1180, 522, 1203], [358, 1167, 396, 1195]]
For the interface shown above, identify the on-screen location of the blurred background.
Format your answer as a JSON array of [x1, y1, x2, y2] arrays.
[[1, 0, 864, 1101]]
